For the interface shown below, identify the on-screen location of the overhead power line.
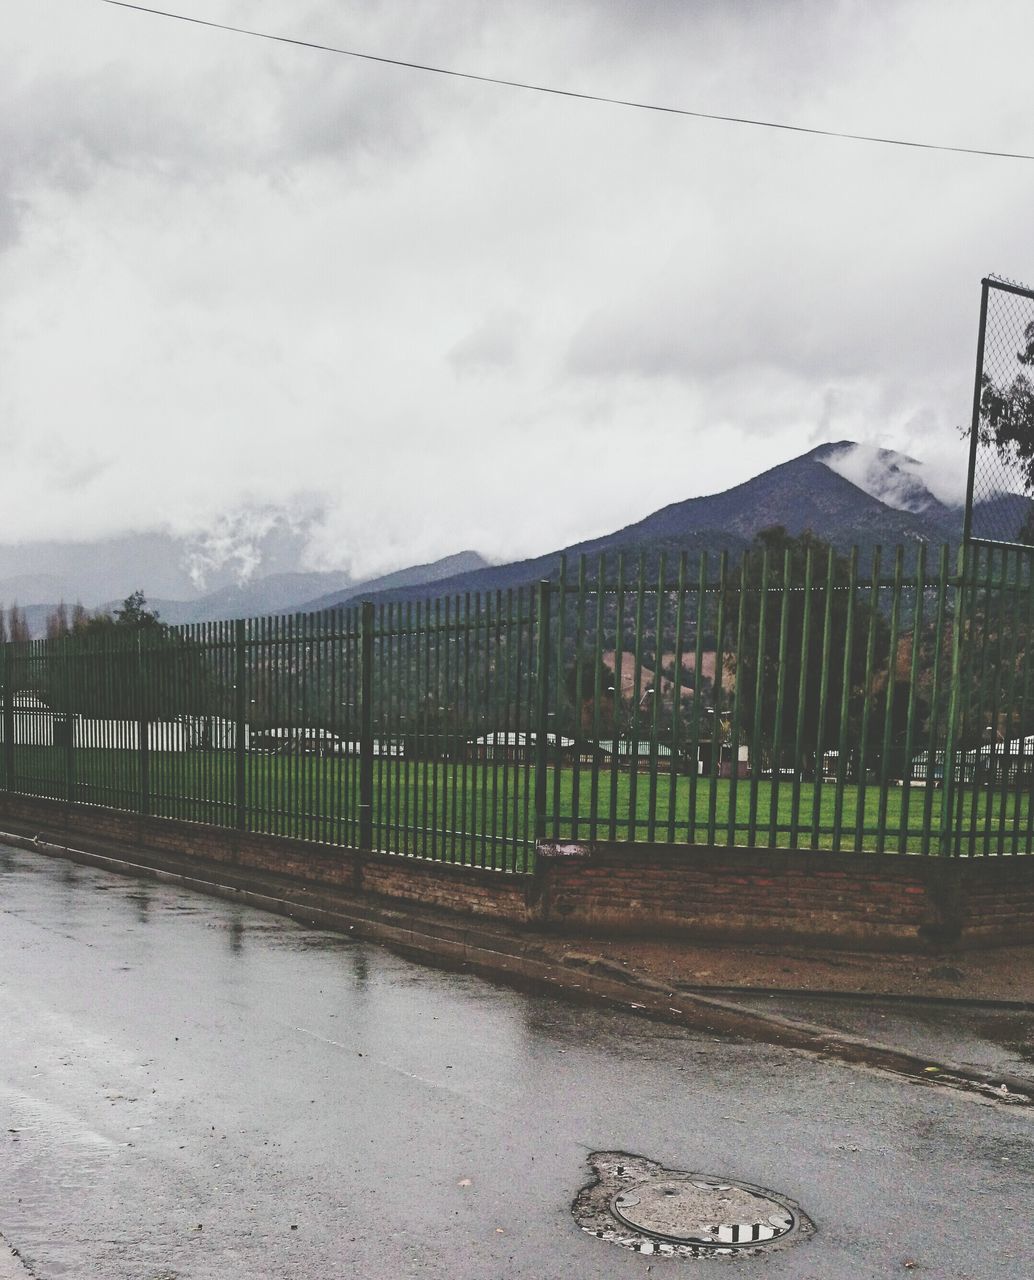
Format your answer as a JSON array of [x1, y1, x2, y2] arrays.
[[103, 0, 1034, 162]]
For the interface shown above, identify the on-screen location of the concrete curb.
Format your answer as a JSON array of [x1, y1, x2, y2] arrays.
[[3, 825, 1031, 1105]]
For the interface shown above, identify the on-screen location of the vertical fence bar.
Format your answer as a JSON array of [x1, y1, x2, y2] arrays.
[[460, 594, 471, 863], [1012, 555, 1034, 852], [687, 551, 707, 844], [898, 544, 925, 852], [551, 558, 567, 839], [234, 618, 246, 831], [961, 546, 995, 855], [853, 549, 882, 852], [875, 547, 904, 851], [403, 601, 414, 858], [809, 548, 836, 850], [499, 590, 514, 868], [479, 595, 491, 862], [608, 554, 626, 841], [570, 558, 586, 839], [533, 579, 552, 843], [489, 594, 503, 866], [996, 551, 1022, 854], [726, 551, 750, 845], [940, 543, 970, 857], [920, 547, 950, 854], [830, 548, 858, 852], [359, 600, 374, 851], [138, 633, 150, 816], [768, 547, 793, 847], [746, 547, 769, 846], [64, 639, 77, 805], [519, 589, 534, 869], [627, 557, 647, 841], [647, 554, 666, 843], [2, 650, 13, 793], [666, 552, 687, 844], [431, 596, 443, 861], [589, 556, 606, 843], [706, 551, 729, 847]]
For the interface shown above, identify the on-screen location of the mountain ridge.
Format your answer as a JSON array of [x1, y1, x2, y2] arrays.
[[7, 442, 1031, 635]]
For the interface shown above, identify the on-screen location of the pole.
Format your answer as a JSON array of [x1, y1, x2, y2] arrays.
[[1, 650, 13, 793], [533, 580, 552, 843], [359, 601, 375, 851], [234, 618, 247, 831], [961, 279, 990, 548]]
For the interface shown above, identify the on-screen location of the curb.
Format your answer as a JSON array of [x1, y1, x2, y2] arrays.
[[3, 825, 1031, 1105]]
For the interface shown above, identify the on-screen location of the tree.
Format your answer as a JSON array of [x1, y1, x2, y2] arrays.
[[7, 604, 30, 645], [46, 602, 70, 640], [71, 590, 162, 636], [724, 528, 890, 772], [974, 319, 1034, 530], [44, 592, 226, 721], [114, 590, 162, 629]]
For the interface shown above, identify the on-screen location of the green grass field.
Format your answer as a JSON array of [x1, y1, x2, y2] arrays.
[[7, 746, 1032, 870]]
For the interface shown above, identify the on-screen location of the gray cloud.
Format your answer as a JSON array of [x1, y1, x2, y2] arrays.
[[1, 0, 1031, 578], [449, 310, 523, 374]]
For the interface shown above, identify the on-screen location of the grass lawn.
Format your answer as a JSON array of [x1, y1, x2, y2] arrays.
[[7, 747, 1031, 871]]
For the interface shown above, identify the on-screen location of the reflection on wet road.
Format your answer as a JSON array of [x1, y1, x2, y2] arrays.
[[0, 844, 1032, 1279]]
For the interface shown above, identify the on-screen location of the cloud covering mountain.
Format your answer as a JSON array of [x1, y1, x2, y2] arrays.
[[2, 0, 1032, 578]]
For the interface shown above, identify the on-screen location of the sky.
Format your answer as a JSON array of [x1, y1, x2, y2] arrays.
[[3, 0, 1034, 580]]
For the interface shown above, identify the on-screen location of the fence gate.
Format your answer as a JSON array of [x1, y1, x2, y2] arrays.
[[950, 275, 1034, 854]]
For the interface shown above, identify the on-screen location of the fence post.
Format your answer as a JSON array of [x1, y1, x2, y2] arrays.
[[359, 601, 374, 851], [533, 579, 552, 843], [234, 618, 247, 831], [1, 650, 12, 793], [939, 543, 969, 855], [62, 645, 75, 806], [137, 635, 150, 816]]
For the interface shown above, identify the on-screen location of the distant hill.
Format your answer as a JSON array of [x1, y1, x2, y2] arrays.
[[0, 521, 320, 608], [15, 551, 491, 636], [334, 442, 1028, 609], [8, 442, 1032, 637], [297, 551, 489, 614], [136, 571, 357, 626]]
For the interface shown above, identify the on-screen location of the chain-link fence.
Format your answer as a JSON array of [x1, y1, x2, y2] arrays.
[[965, 275, 1034, 546]]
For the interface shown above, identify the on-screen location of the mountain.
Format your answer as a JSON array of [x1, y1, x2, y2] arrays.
[[328, 442, 1027, 609], [132, 571, 356, 626], [12, 551, 491, 636], [0, 516, 321, 610], [150, 550, 491, 623], [587, 441, 957, 549], [6, 442, 1030, 636], [297, 552, 489, 613]]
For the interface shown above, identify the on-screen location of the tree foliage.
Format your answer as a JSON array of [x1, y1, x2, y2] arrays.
[[724, 527, 898, 770], [976, 320, 1034, 512]]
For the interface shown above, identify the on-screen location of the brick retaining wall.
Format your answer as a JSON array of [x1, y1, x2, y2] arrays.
[[2, 794, 1033, 949]]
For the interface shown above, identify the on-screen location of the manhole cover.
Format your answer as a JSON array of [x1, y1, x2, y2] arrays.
[[573, 1152, 813, 1259], [612, 1176, 794, 1247]]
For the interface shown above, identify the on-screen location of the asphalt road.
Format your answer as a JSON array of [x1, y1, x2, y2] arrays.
[[724, 990, 1034, 1082], [1, 842, 1032, 1280]]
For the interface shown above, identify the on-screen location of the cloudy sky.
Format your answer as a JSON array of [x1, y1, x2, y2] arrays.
[[3, 0, 1033, 579]]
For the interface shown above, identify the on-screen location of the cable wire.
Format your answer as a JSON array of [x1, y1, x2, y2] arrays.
[[102, 1, 1034, 162]]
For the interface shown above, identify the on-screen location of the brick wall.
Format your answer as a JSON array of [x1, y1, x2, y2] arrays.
[[537, 841, 943, 946], [3, 793, 1033, 949]]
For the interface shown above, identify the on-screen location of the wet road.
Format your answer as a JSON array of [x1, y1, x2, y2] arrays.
[[724, 990, 1034, 1082], [1, 843, 1032, 1280]]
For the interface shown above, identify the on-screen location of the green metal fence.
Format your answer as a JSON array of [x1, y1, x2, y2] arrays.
[[544, 541, 1034, 857], [2, 540, 1033, 869]]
